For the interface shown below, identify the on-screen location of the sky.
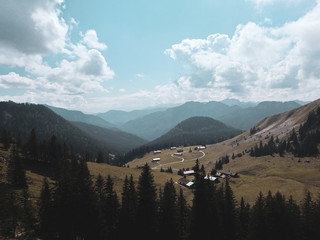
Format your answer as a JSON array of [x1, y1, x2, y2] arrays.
[[0, 0, 320, 113]]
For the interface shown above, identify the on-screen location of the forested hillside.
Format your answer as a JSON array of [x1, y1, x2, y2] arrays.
[[0, 102, 114, 159], [71, 121, 147, 153], [149, 116, 242, 148]]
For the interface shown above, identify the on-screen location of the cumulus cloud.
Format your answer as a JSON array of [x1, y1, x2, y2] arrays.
[[0, 73, 36, 89], [164, 1, 320, 102], [0, 0, 68, 55], [82, 30, 107, 50], [0, 0, 114, 107]]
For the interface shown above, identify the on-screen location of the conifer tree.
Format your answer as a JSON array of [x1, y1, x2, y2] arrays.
[[38, 177, 53, 239], [190, 169, 211, 240], [27, 128, 38, 161], [119, 175, 137, 240], [20, 188, 36, 238], [177, 188, 189, 240], [1, 128, 11, 150], [223, 177, 238, 240], [137, 163, 158, 239], [7, 146, 27, 188], [249, 192, 267, 240], [103, 175, 120, 240], [95, 174, 105, 205], [97, 151, 104, 163], [286, 196, 302, 240], [159, 179, 178, 240], [238, 197, 250, 240], [301, 191, 317, 240]]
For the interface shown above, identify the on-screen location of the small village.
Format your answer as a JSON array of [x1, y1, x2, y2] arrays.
[[152, 145, 239, 189]]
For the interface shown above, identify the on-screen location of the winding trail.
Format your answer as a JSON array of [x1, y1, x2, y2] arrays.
[[151, 150, 206, 171]]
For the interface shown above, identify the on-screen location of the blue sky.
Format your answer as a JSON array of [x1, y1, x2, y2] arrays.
[[0, 0, 319, 112]]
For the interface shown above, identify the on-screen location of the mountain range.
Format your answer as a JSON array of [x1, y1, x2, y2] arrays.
[[119, 100, 301, 140], [0, 102, 146, 158], [0, 99, 307, 163]]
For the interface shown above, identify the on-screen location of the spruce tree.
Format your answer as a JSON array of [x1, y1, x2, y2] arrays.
[[7, 146, 27, 188], [190, 169, 211, 240], [159, 179, 178, 240], [97, 151, 104, 163], [177, 188, 189, 240], [119, 175, 137, 240], [238, 197, 250, 240], [249, 192, 267, 240], [38, 177, 53, 239], [1, 128, 11, 150], [223, 177, 238, 240], [103, 175, 120, 240], [27, 128, 38, 161], [137, 163, 158, 239]]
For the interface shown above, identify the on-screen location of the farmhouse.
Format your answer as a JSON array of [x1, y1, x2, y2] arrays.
[[152, 158, 160, 162], [173, 152, 183, 156], [177, 178, 194, 188], [196, 146, 206, 150], [183, 170, 195, 176], [220, 171, 238, 178], [204, 175, 218, 182]]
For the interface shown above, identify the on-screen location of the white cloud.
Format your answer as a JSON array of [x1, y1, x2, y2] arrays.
[[0, 73, 36, 89], [0, 0, 68, 56], [164, 1, 320, 103], [82, 30, 107, 50], [0, 0, 114, 108], [135, 73, 145, 78], [248, 0, 306, 7]]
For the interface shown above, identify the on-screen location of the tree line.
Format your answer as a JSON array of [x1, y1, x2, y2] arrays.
[[250, 107, 320, 158], [2, 150, 320, 239]]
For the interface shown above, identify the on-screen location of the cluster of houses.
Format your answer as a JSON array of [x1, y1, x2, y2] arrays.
[[177, 170, 238, 189]]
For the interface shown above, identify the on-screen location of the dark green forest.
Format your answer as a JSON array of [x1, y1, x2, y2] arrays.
[[1, 142, 320, 240]]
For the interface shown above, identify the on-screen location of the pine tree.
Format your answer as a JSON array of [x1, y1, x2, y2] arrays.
[[38, 177, 54, 239], [7, 146, 27, 188], [119, 175, 137, 240], [238, 197, 250, 240], [249, 192, 267, 240], [223, 177, 238, 240], [177, 188, 189, 240], [97, 151, 104, 163], [190, 169, 212, 240], [301, 191, 317, 240], [27, 128, 38, 161], [286, 196, 302, 240], [137, 163, 158, 239], [159, 179, 178, 240], [1, 128, 11, 150], [103, 175, 120, 240], [20, 188, 36, 238]]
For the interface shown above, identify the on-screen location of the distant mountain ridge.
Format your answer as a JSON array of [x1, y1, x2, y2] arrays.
[[46, 105, 115, 129], [119, 100, 301, 141], [97, 108, 167, 126], [148, 116, 243, 148], [218, 101, 301, 130], [0, 102, 146, 158]]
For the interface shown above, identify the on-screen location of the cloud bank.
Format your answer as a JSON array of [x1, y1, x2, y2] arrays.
[[163, 1, 320, 103], [0, 0, 114, 110]]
